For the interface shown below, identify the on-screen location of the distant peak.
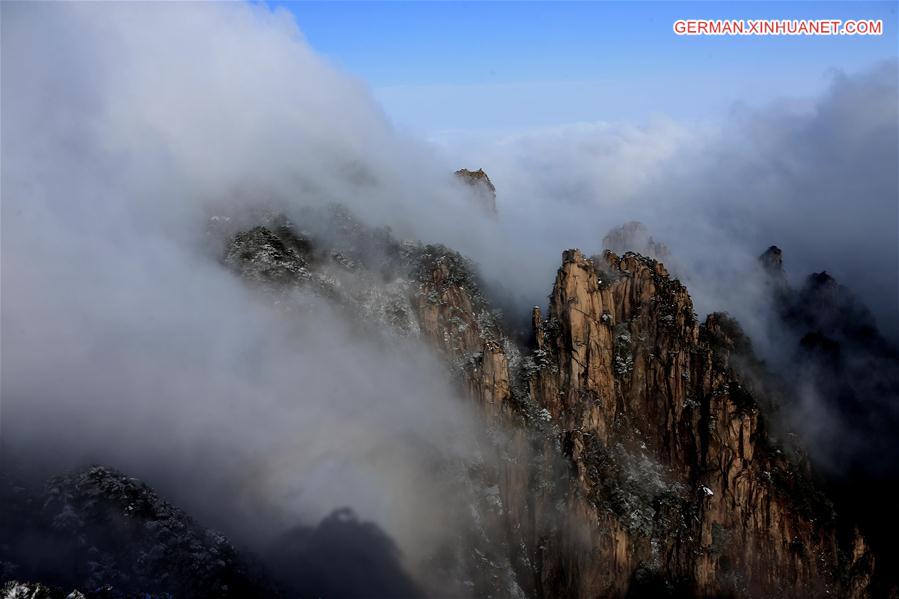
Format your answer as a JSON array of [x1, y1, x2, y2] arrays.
[[809, 270, 837, 288], [758, 245, 785, 277], [455, 168, 497, 215], [602, 221, 670, 263]]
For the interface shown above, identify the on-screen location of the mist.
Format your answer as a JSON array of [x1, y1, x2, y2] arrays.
[[438, 59, 898, 507], [2, 1, 898, 594], [0, 1, 521, 588], [443, 60, 898, 347]]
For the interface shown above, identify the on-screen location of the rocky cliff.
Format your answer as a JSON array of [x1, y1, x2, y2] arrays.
[[405, 239, 876, 597], [526, 250, 872, 597]]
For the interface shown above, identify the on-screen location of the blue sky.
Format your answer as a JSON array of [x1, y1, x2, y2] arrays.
[[264, 1, 897, 134]]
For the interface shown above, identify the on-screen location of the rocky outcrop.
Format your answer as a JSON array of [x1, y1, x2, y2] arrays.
[[759, 245, 784, 276], [224, 224, 314, 286], [522, 250, 873, 597], [758, 246, 790, 302], [406, 244, 513, 422], [455, 168, 498, 216]]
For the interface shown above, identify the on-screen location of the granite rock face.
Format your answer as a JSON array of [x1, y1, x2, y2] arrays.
[[521, 250, 873, 597]]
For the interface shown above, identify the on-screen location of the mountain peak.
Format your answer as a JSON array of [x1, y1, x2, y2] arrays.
[[758, 245, 785, 276], [455, 168, 497, 215], [602, 221, 671, 264]]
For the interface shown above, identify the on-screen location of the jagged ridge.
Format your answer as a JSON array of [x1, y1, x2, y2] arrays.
[[218, 209, 876, 597]]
